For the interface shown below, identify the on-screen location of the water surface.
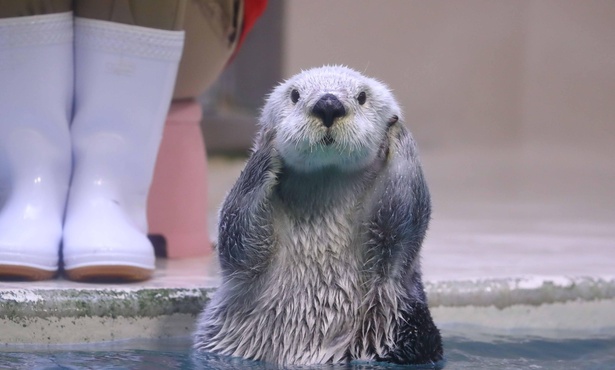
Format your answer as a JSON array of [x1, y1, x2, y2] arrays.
[[2, 334, 614, 369]]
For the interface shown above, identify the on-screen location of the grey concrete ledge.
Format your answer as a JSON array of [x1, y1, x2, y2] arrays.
[[0, 287, 214, 345], [427, 276, 615, 338], [1, 287, 214, 321], [1, 276, 614, 344], [2, 276, 613, 320], [426, 276, 615, 308]]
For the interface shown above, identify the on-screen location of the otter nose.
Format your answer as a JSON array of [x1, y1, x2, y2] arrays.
[[312, 94, 346, 128]]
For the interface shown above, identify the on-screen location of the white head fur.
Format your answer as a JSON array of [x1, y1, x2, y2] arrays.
[[257, 65, 402, 172]]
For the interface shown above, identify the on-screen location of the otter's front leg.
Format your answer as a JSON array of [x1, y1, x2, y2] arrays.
[[360, 123, 442, 364], [217, 145, 281, 280]]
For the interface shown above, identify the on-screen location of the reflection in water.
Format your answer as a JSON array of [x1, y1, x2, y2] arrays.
[[1, 336, 614, 369]]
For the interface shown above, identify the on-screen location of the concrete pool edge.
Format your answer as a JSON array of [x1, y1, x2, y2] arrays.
[[1, 276, 614, 344], [428, 276, 615, 339], [426, 275, 615, 308]]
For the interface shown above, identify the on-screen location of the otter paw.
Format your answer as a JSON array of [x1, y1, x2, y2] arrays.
[[262, 149, 282, 189]]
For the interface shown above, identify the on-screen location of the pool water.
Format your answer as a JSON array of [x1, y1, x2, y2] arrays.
[[1, 335, 614, 369]]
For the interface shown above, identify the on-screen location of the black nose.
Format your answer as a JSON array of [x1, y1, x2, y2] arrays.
[[312, 94, 346, 128]]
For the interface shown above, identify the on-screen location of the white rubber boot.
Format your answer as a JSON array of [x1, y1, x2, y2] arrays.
[[0, 13, 73, 280], [63, 18, 184, 281]]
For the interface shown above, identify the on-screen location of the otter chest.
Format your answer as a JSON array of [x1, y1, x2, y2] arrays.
[[272, 200, 362, 292], [255, 198, 364, 363]]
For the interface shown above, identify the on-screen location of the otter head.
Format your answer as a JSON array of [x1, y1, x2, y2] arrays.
[[257, 65, 402, 172]]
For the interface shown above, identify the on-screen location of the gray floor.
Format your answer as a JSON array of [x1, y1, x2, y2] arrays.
[[419, 142, 615, 281]]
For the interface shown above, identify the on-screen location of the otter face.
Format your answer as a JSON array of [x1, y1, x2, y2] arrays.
[[260, 66, 401, 172]]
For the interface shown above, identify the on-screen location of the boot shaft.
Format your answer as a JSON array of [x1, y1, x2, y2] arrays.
[[69, 18, 185, 228], [0, 12, 73, 213]]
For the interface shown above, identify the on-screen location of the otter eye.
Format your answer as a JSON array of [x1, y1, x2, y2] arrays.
[[291, 89, 300, 104], [357, 91, 367, 105]]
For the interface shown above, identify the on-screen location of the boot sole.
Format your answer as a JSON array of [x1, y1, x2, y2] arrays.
[[65, 265, 153, 282], [0, 265, 56, 281]]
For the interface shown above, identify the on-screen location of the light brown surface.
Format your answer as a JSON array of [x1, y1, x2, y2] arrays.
[[65, 265, 153, 283], [0, 265, 56, 281]]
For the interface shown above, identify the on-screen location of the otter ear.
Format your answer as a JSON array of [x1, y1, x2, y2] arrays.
[[387, 115, 399, 128], [383, 117, 420, 164]]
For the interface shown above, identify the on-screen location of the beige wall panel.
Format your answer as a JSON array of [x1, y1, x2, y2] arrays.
[[521, 0, 615, 152], [283, 0, 615, 154], [283, 0, 528, 149]]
